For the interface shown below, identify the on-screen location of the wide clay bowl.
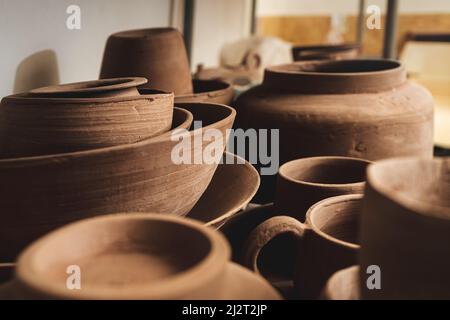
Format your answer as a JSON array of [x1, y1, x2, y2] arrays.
[[187, 152, 260, 229], [321, 265, 360, 300], [100, 28, 193, 95], [0, 77, 173, 158], [174, 79, 235, 106], [361, 157, 450, 299], [0, 103, 236, 262], [292, 43, 360, 61], [0, 214, 280, 300]]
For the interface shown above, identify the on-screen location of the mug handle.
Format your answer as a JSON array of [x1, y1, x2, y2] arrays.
[[242, 216, 307, 274]]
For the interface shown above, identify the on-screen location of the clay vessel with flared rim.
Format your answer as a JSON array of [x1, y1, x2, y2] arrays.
[[242, 194, 362, 299], [174, 79, 235, 106], [235, 59, 434, 203], [321, 265, 360, 300], [0, 78, 174, 158], [187, 152, 260, 229], [292, 43, 360, 61], [275, 156, 370, 221], [100, 28, 193, 95], [361, 157, 450, 299], [0, 103, 236, 262], [0, 214, 280, 300]]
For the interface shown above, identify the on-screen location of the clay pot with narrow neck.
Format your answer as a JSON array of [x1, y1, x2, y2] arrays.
[[0, 214, 280, 300], [292, 43, 360, 61], [0, 78, 173, 158], [100, 28, 193, 95], [235, 59, 434, 202]]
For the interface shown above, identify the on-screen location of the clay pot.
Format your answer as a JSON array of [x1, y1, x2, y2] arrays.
[[0, 103, 236, 262], [292, 43, 360, 61], [275, 156, 370, 221], [321, 265, 360, 300], [100, 28, 193, 95], [1, 214, 280, 299], [187, 152, 260, 229], [361, 157, 450, 299], [0, 263, 14, 285], [174, 80, 235, 106], [0, 78, 173, 158], [235, 59, 434, 202], [242, 194, 362, 299]]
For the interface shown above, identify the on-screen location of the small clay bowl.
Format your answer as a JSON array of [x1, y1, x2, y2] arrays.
[[0, 77, 174, 157], [187, 152, 260, 228], [0, 103, 235, 262], [100, 28, 193, 95], [292, 43, 360, 61], [174, 79, 235, 106], [321, 265, 360, 300]]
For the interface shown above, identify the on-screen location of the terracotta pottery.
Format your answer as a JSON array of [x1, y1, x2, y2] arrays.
[[174, 79, 235, 106], [0, 77, 173, 158], [100, 28, 193, 95], [243, 194, 362, 299], [275, 156, 370, 221], [187, 152, 260, 229], [321, 265, 360, 300], [235, 59, 434, 202], [361, 157, 450, 299], [1, 214, 280, 300], [0, 263, 14, 285], [0, 103, 236, 262], [292, 43, 360, 61]]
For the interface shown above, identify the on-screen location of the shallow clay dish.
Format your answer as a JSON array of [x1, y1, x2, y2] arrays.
[[100, 28, 193, 95], [292, 43, 360, 61], [187, 152, 260, 229], [0, 103, 235, 262], [1, 214, 280, 300], [0, 77, 173, 158], [174, 79, 234, 106]]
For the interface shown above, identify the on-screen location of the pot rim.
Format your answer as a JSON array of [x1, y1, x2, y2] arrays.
[[109, 27, 180, 40], [278, 156, 372, 189], [292, 43, 360, 52], [175, 79, 233, 99], [367, 157, 450, 221], [15, 213, 230, 300]]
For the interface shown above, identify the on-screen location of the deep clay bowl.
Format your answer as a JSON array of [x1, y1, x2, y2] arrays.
[[0, 103, 236, 262]]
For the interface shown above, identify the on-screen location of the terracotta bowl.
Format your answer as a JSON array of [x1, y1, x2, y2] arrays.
[[100, 28, 193, 95], [174, 79, 235, 106], [1, 214, 280, 300], [0, 77, 173, 158], [292, 43, 360, 61], [187, 152, 260, 229], [0, 103, 236, 262]]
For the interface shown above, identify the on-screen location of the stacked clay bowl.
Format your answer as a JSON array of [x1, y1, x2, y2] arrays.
[[100, 28, 234, 106], [0, 78, 237, 262], [292, 43, 360, 61]]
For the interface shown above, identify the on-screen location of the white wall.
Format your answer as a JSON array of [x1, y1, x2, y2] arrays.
[[0, 0, 170, 97]]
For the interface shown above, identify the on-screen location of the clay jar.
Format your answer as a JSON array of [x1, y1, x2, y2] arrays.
[[243, 194, 362, 299], [4, 214, 280, 300], [292, 43, 360, 61], [100, 28, 193, 95], [235, 59, 434, 202], [361, 157, 450, 299], [0, 78, 173, 158], [275, 156, 370, 221]]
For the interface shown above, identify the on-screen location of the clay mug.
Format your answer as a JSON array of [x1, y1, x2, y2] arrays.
[[274, 156, 371, 221], [243, 194, 362, 299], [361, 157, 450, 299]]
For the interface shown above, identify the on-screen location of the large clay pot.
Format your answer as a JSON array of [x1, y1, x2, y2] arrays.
[[0, 78, 173, 158], [0, 214, 280, 300], [235, 59, 434, 202], [0, 103, 236, 262], [292, 43, 360, 61], [174, 80, 234, 106], [100, 28, 193, 95], [360, 157, 450, 299]]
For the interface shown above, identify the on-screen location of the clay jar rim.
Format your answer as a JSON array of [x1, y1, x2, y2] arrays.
[[367, 157, 450, 221], [15, 213, 230, 300], [278, 156, 372, 189], [109, 27, 180, 40], [263, 59, 406, 93], [175, 79, 233, 100], [0, 103, 234, 165], [305, 194, 362, 250], [292, 43, 360, 60]]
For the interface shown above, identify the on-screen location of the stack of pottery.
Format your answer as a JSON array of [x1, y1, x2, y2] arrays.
[[235, 59, 434, 202], [323, 157, 450, 300], [0, 77, 253, 263], [292, 43, 360, 61], [0, 214, 280, 300], [100, 27, 234, 105]]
